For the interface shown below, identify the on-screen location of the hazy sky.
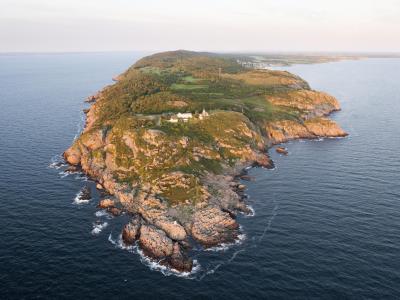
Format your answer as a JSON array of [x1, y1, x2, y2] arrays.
[[1, 0, 400, 52]]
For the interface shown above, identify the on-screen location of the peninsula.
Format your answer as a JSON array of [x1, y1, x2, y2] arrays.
[[64, 50, 347, 272]]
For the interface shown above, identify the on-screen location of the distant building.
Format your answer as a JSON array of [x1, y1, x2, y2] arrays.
[[177, 112, 193, 122], [167, 116, 178, 123], [199, 108, 209, 120]]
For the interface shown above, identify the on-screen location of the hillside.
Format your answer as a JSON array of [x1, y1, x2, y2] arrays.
[[64, 50, 347, 272]]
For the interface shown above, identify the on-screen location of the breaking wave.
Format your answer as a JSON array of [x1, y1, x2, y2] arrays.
[[205, 228, 246, 252], [48, 155, 66, 169], [107, 233, 201, 278], [91, 222, 108, 235], [242, 205, 255, 217], [73, 189, 90, 205], [73, 111, 86, 141]]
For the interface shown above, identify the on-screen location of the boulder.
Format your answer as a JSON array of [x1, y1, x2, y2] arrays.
[[79, 186, 91, 200], [98, 199, 115, 209], [192, 207, 239, 247], [122, 216, 141, 244], [108, 207, 122, 216], [64, 145, 81, 165], [155, 218, 187, 241], [139, 225, 173, 258], [276, 147, 288, 155], [240, 175, 255, 181], [252, 153, 273, 168], [65, 165, 79, 173], [167, 243, 193, 272], [237, 184, 246, 190]]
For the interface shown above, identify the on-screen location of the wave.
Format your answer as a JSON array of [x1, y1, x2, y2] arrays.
[[108, 233, 201, 278], [205, 227, 246, 252], [74, 173, 88, 181], [73, 189, 91, 205], [59, 171, 70, 179], [95, 209, 114, 219], [91, 222, 108, 235], [73, 111, 86, 141], [243, 205, 255, 217], [48, 154, 66, 169]]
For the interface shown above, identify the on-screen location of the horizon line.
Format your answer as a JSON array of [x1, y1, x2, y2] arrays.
[[1, 50, 400, 56]]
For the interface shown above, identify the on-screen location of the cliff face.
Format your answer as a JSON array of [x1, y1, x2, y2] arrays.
[[265, 118, 347, 145], [64, 50, 347, 272]]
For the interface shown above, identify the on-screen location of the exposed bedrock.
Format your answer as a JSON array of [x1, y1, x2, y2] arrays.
[[191, 207, 239, 247], [139, 225, 174, 258], [265, 118, 347, 145], [122, 215, 142, 244]]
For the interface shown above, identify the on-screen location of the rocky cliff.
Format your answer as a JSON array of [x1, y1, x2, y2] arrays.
[[64, 50, 347, 272]]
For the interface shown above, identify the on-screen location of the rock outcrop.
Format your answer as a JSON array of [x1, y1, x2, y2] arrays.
[[98, 199, 115, 209], [167, 243, 193, 272], [265, 118, 347, 145], [139, 225, 174, 258], [192, 207, 239, 246], [276, 147, 288, 155], [122, 215, 141, 244]]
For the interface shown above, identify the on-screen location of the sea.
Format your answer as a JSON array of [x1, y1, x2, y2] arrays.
[[0, 52, 399, 299]]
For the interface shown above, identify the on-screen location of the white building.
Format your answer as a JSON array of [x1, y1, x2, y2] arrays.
[[177, 112, 193, 122], [167, 116, 178, 123]]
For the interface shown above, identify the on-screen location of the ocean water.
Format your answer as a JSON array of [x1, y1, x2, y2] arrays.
[[1, 53, 399, 299]]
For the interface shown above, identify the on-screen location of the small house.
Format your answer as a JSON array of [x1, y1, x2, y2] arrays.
[[177, 112, 193, 122]]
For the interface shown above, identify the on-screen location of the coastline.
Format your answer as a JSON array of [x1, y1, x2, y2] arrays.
[[63, 104, 346, 274], [63, 51, 348, 274]]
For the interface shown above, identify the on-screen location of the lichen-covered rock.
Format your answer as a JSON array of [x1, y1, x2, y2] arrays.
[[304, 118, 348, 137], [139, 225, 173, 258], [64, 145, 81, 165], [122, 215, 142, 244], [98, 199, 115, 208], [276, 147, 288, 155], [155, 218, 187, 241], [167, 242, 193, 272], [268, 90, 340, 117], [81, 130, 104, 150], [192, 207, 239, 247], [108, 207, 122, 216], [265, 120, 314, 144], [252, 152, 273, 168], [265, 117, 347, 145]]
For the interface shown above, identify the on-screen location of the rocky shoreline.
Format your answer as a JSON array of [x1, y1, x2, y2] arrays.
[[64, 120, 345, 272]]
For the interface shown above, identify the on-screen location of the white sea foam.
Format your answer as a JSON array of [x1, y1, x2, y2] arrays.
[[74, 174, 88, 181], [59, 171, 70, 178], [49, 155, 66, 169], [73, 190, 90, 204], [95, 210, 113, 218], [91, 222, 108, 235], [107, 233, 201, 278], [73, 111, 86, 141], [205, 228, 246, 252], [137, 248, 201, 278], [244, 205, 255, 217]]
